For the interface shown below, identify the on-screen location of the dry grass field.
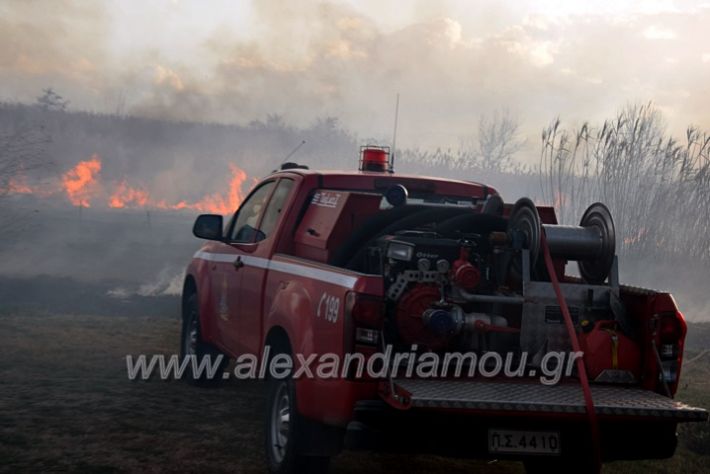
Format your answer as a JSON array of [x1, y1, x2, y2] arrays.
[[0, 297, 708, 473]]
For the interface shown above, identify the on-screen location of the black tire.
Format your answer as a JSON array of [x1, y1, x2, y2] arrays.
[[180, 292, 228, 386], [265, 375, 330, 474]]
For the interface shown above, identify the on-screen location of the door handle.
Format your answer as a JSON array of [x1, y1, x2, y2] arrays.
[[233, 256, 244, 270]]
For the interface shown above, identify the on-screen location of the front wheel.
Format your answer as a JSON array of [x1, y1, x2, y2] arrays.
[[180, 292, 227, 386], [265, 376, 330, 474]]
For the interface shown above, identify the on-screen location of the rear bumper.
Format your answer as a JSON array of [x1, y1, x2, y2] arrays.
[[344, 399, 681, 462], [345, 378, 706, 462], [384, 378, 708, 422], [296, 376, 706, 461]]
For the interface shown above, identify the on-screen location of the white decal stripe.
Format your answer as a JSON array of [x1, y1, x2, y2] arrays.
[[193, 250, 235, 263], [269, 260, 359, 289], [193, 251, 359, 289], [242, 255, 270, 269]]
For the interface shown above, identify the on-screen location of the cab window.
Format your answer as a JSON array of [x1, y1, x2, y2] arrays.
[[230, 181, 276, 242], [259, 178, 294, 239]]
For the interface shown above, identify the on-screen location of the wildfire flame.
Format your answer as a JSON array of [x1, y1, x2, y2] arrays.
[[7, 177, 32, 194], [184, 164, 246, 214], [109, 181, 150, 209], [623, 227, 648, 246], [7, 153, 251, 215], [62, 155, 101, 207]]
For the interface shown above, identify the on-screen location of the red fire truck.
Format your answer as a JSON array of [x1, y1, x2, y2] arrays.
[[181, 147, 707, 473]]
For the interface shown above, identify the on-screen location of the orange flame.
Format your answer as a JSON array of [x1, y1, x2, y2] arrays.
[[6, 177, 33, 194], [62, 155, 101, 207], [156, 164, 248, 215], [2, 176, 56, 197], [10, 153, 251, 214], [623, 227, 647, 246], [109, 180, 150, 209], [194, 164, 248, 214]]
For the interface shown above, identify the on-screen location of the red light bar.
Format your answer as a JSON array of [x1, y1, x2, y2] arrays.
[[359, 146, 393, 173]]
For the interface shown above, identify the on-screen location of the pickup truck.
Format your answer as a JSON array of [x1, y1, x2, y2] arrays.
[[181, 147, 707, 474]]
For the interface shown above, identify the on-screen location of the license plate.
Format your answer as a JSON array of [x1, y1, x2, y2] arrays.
[[488, 429, 561, 455]]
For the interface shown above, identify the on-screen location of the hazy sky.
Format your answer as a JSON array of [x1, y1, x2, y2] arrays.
[[1, 0, 709, 149]]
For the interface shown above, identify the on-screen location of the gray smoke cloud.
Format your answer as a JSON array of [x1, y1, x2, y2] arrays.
[[1, 1, 709, 150]]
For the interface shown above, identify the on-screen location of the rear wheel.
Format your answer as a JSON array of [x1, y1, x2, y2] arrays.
[[180, 292, 227, 386], [265, 375, 330, 474]]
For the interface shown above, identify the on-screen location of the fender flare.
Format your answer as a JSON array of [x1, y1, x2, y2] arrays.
[[263, 279, 315, 359], [182, 259, 218, 344]]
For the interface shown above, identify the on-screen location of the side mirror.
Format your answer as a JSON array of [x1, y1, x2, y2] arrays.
[[193, 214, 224, 240]]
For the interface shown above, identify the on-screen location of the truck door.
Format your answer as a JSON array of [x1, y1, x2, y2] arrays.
[[212, 180, 276, 353], [223, 177, 296, 356]]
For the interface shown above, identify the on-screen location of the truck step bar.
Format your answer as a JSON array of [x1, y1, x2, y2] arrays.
[[384, 378, 708, 422]]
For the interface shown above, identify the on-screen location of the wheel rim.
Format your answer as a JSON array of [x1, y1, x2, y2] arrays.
[[270, 382, 291, 464], [184, 308, 198, 356]]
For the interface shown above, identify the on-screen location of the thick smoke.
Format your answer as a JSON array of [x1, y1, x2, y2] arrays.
[[1, 1, 710, 148]]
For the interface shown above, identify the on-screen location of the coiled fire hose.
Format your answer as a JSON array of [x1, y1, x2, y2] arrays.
[[540, 230, 602, 472]]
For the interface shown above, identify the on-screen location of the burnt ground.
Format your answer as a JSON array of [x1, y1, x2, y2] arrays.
[[0, 277, 709, 473]]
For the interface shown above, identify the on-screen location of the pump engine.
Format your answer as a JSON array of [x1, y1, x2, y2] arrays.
[[360, 195, 618, 357]]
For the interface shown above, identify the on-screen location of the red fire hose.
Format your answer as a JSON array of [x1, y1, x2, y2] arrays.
[[540, 230, 602, 472]]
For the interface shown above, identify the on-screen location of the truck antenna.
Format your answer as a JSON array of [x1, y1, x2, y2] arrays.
[[391, 93, 400, 171], [281, 139, 306, 165]]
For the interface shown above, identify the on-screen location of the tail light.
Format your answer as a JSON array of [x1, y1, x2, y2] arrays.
[[345, 292, 384, 346], [659, 315, 682, 343], [655, 312, 686, 393]]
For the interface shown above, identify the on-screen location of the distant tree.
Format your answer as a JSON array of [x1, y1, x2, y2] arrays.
[[36, 88, 69, 112], [265, 114, 287, 130], [313, 116, 339, 133], [247, 114, 292, 132], [476, 110, 524, 171], [455, 110, 524, 171]]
